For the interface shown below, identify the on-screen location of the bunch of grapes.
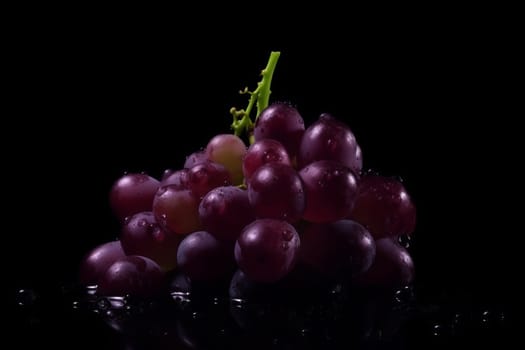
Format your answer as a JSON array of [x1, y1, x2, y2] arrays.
[[79, 52, 416, 300]]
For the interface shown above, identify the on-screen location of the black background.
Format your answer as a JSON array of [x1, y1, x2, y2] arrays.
[[6, 11, 519, 347]]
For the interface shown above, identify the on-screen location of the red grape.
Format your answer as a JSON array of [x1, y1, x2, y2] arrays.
[[109, 173, 160, 221], [184, 150, 208, 168], [206, 134, 246, 185], [198, 186, 255, 241], [299, 160, 358, 223], [299, 220, 375, 278], [248, 163, 305, 223], [152, 185, 201, 234], [235, 219, 300, 283], [298, 114, 359, 173], [177, 231, 235, 282], [78, 241, 125, 286], [349, 175, 416, 239], [187, 161, 232, 199], [120, 212, 182, 270], [160, 169, 189, 189], [242, 139, 292, 181], [355, 238, 414, 287], [254, 103, 305, 157], [98, 255, 164, 297]]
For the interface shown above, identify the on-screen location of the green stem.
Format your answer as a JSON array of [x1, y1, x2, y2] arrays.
[[256, 51, 280, 119], [230, 51, 280, 142]]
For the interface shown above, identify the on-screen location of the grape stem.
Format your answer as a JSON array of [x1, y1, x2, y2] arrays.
[[231, 51, 280, 143]]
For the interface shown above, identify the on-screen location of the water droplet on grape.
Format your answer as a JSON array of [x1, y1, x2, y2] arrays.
[[138, 219, 148, 227], [156, 186, 168, 196], [153, 228, 165, 242], [123, 216, 131, 224], [105, 310, 115, 318], [282, 229, 293, 241], [282, 242, 289, 250]]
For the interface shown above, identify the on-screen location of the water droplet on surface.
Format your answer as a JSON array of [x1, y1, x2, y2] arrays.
[[394, 285, 413, 304], [481, 310, 490, 324], [398, 234, 412, 248], [432, 324, 442, 336], [17, 289, 37, 307], [97, 298, 110, 310], [72, 301, 80, 309], [123, 216, 131, 224]]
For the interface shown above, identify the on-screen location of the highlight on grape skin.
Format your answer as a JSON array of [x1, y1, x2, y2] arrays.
[[78, 51, 417, 300]]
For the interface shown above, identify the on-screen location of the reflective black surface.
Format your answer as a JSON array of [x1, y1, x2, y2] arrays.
[[7, 16, 518, 349]]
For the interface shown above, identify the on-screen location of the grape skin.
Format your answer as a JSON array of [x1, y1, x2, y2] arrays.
[[349, 175, 416, 239], [248, 163, 305, 223], [299, 160, 358, 223], [300, 220, 376, 278], [235, 219, 300, 283], [198, 186, 255, 241], [354, 238, 414, 287], [152, 186, 201, 235], [120, 212, 182, 271], [298, 114, 360, 174], [109, 173, 160, 221], [206, 134, 247, 185], [242, 139, 292, 181], [98, 255, 164, 297], [79, 241, 126, 285], [254, 103, 305, 158], [177, 231, 235, 282]]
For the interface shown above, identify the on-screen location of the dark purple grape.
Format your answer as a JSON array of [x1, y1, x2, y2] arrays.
[[206, 134, 247, 185], [109, 173, 160, 221], [235, 219, 300, 283], [242, 139, 292, 181], [160, 169, 189, 189], [79, 241, 126, 285], [98, 255, 164, 297], [300, 220, 375, 278], [177, 231, 235, 282], [355, 238, 414, 287], [187, 161, 232, 199], [229, 269, 279, 301], [120, 212, 182, 270], [349, 175, 416, 239], [248, 163, 305, 223], [184, 150, 208, 169], [198, 186, 255, 241], [298, 114, 359, 173], [254, 103, 305, 157], [152, 186, 201, 235], [299, 160, 358, 223]]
